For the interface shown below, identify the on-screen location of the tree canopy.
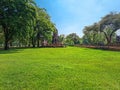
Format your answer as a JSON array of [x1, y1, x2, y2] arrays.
[[0, 0, 57, 50], [65, 33, 81, 45], [83, 12, 120, 45]]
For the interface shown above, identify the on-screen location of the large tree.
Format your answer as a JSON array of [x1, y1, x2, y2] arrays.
[[83, 12, 120, 45], [99, 12, 120, 44], [0, 0, 36, 50], [32, 8, 56, 47], [83, 23, 102, 45]]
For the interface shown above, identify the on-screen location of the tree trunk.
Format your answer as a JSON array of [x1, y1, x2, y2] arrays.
[[103, 31, 111, 45], [103, 30, 117, 45], [4, 38, 9, 50], [32, 44, 35, 48], [10, 41, 12, 47], [32, 37, 35, 48], [37, 39, 39, 47], [3, 26, 9, 50]]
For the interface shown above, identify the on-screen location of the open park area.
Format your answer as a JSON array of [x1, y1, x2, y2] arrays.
[[0, 0, 120, 90], [0, 47, 119, 90]]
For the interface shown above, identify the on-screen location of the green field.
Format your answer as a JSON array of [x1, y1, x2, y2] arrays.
[[0, 47, 120, 90]]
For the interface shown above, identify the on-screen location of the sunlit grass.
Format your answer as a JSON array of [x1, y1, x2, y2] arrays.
[[0, 47, 120, 90]]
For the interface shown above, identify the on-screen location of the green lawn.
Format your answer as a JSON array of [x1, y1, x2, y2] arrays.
[[0, 47, 120, 90]]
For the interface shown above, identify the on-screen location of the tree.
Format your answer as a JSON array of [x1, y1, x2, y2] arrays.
[[83, 23, 101, 45], [58, 34, 65, 44], [52, 29, 59, 45], [66, 33, 80, 45], [0, 26, 4, 47], [99, 12, 120, 45], [0, 0, 36, 50], [82, 12, 120, 45], [32, 8, 56, 47]]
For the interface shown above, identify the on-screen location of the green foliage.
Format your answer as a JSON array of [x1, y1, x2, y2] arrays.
[[100, 12, 120, 31], [0, 0, 37, 49], [0, 26, 4, 46], [58, 34, 66, 44], [0, 0, 56, 49], [0, 47, 120, 89], [83, 12, 120, 45], [35, 8, 55, 45], [65, 33, 81, 45], [83, 23, 100, 45]]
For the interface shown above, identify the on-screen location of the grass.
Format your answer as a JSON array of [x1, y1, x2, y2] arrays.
[[0, 47, 120, 90]]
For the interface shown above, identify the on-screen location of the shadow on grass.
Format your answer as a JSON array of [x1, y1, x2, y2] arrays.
[[0, 47, 42, 54], [0, 48, 23, 54]]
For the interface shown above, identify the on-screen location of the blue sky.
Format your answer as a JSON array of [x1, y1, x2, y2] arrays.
[[35, 0, 120, 37]]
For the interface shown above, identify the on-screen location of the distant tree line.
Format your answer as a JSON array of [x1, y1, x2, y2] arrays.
[[57, 33, 81, 46], [58, 12, 120, 47], [0, 0, 58, 50]]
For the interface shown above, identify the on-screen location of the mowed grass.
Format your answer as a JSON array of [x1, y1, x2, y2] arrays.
[[0, 47, 120, 90]]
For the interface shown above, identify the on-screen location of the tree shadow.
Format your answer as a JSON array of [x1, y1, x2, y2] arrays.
[[0, 48, 23, 54]]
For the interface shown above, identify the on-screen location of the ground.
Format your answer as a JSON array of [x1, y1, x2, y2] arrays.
[[0, 47, 120, 90]]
